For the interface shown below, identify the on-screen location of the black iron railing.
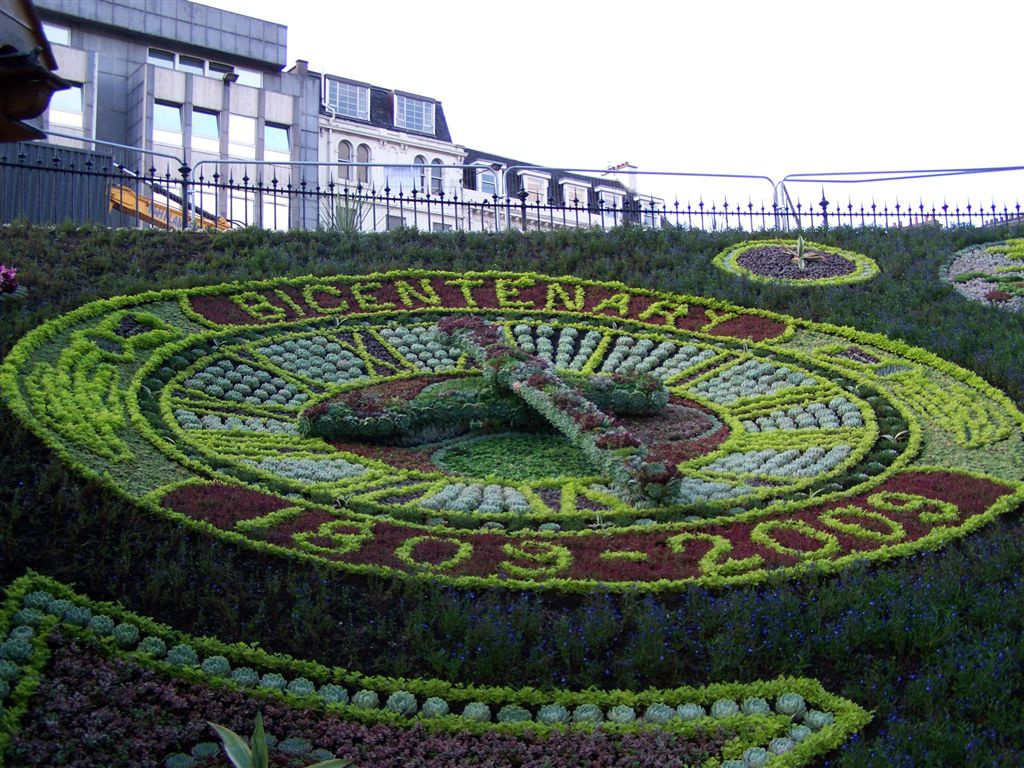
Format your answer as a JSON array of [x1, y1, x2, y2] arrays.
[[2, 141, 1022, 233]]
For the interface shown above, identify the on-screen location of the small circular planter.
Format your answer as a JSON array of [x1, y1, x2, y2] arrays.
[[942, 238, 1024, 312], [714, 239, 879, 286]]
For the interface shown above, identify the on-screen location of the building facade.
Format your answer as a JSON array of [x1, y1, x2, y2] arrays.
[[32, 0, 320, 229], [17, 0, 656, 233]]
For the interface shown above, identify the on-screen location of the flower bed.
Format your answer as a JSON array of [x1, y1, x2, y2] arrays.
[[0, 572, 870, 768], [0, 270, 1021, 593], [942, 238, 1024, 311], [714, 239, 880, 286]]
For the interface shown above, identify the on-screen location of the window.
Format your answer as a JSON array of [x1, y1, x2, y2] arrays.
[[48, 83, 83, 128], [325, 79, 369, 121], [228, 189, 255, 226], [42, 22, 70, 46], [478, 169, 497, 196], [190, 109, 219, 153], [414, 155, 427, 190], [263, 123, 290, 162], [148, 48, 175, 68], [519, 174, 548, 205], [337, 141, 352, 180], [209, 62, 233, 76], [430, 159, 443, 194], [394, 94, 434, 134], [152, 102, 182, 146], [262, 192, 289, 231], [563, 183, 589, 206], [234, 67, 262, 88], [356, 144, 370, 185], [228, 114, 256, 159], [178, 55, 205, 76]]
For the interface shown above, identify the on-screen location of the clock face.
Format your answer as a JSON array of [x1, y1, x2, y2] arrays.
[[4, 271, 1022, 591]]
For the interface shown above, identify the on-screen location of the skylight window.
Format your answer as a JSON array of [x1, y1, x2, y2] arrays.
[[325, 79, 369, 121], [394, 94, 434, 134]]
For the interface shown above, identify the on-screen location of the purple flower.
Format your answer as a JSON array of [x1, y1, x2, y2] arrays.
[[0, 264, 17, 294]]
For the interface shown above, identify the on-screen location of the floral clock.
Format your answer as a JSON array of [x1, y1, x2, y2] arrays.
[[714, 239, 880, 286], [2, 270, 1021, 592]]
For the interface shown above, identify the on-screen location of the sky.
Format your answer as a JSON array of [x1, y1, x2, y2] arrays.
[[203, 0, 1023, 214]]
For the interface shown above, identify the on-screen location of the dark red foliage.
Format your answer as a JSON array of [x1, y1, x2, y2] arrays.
[[160, 484, 292, 530], [706, 313, 788, 342]]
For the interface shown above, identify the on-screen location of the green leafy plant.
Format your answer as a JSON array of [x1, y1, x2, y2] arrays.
[[207, 712, 351, 768]]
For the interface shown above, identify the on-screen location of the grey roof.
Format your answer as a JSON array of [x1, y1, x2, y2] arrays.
[[463, 148, 630, 196]]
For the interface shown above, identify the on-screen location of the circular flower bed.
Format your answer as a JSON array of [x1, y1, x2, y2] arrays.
[[2, 270, 1021, 592], [714, 239, 880, 285], [943, 238, 1024, 311]]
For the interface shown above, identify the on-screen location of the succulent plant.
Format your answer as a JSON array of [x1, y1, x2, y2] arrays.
[[21, 591, 54, 611], [318, 683, 349, 705], [109, 626, 139, 651], [461, 701, 491, 722], [0, 638, 33, 663], [259, 672, 287, 691], [277, 737, 313, 756], [742, 746, 770, 767], [231, 667, 259, 687], [190, 742, 221, 759], [286, 677, 316, 697], [87, 614, 116, 635], [496, 704, 533, 723], [643, 702, 676, 724], [137, 636, 167, 657], [775, 692, 807, 718], [675, 702, 706, 720], [46, 598, 72, 618], [166, 643, 199, 666], [163, 753, 197, 768], [10, 608, 45, 628], [606, 704, 636, 723], [0, 679, 10, 700], [537, 703, 570, 724], [769, 736, 796, 754], [710, 698, 739, 718], [385, 690, 418, 715], [420, 696, 449, 717], [788, 723, 813, 742], [741, 696, 771, 716], [803, 709, 835, 730], [200, 655, 231, 677], [7, 626, 34, 643], [0, 660, 20, 681], [63, 605, 92, 627], [351, 689, 380, 709]]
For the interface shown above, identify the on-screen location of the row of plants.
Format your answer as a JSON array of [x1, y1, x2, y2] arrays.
[[0, 573, 869, 767]]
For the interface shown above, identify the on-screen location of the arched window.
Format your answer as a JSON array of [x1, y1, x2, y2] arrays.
[[356, 143, 370, 184], [337, 140, 352, 181], [414, 155, 427, 191], [430, 158, 443, 194]]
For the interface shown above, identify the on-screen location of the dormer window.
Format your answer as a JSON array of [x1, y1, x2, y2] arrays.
[[394, 94, 434, 134], [325, 78, 369, 121]]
